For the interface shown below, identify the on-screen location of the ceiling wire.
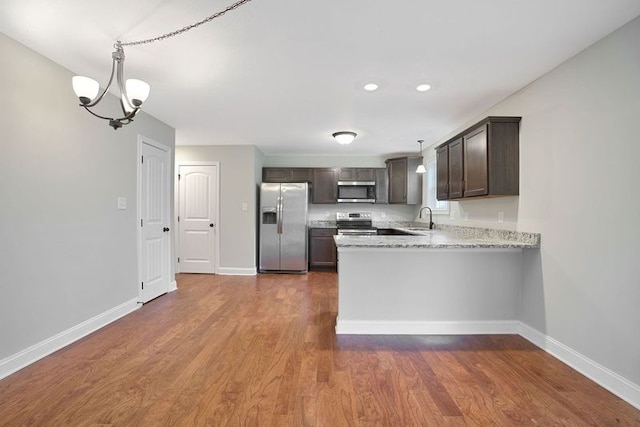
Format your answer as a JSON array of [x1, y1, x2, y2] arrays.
[[119, 0, 254, 47]]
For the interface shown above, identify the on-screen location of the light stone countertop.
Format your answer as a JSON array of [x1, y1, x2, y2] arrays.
[[334, 225, 540, 249], [308, 220, 336, 229]]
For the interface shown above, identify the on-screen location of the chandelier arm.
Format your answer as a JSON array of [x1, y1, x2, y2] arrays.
[[119, 0, 254, 47], [116, 52, 137, 114], [82, 104, 139, 122], [82, 105, 117, 121], [84, 54, 118, 108]]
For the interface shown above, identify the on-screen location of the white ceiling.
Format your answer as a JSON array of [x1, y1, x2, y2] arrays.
[[2, 0, 640, 156]]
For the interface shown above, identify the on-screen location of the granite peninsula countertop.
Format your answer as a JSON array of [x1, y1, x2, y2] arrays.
[[334, 224, 540, 249], [308, 220, 337, 229]]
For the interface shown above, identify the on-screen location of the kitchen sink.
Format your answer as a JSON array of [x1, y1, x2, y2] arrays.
[[377, 227, 432, 236]]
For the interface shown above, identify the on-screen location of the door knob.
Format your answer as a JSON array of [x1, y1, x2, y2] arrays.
[[163, 227, 170, 232], [209, 223, 215, 228]]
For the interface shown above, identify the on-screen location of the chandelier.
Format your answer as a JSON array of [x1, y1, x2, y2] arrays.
[[71, 0, 254, 130]]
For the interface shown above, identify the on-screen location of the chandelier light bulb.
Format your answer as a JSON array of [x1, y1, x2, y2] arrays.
[[126, 79, 150, 106], [72, 76, 100, 104]]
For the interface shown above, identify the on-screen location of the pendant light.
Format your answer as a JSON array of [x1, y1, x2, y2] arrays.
[[416, 139, 427, 174]]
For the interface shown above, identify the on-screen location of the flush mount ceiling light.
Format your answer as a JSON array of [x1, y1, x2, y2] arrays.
[[416, 84, 432, 92], [416, 139, 427, 173], [363, 83, 379, 92], [332, 131, 357, 145], [72, 0, 254, 130]]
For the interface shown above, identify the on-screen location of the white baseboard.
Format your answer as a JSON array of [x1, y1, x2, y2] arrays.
[[518, 322, 640, 410], [0, 298, 139, 381], [335, 319, 520, 335], [217, 267, 257, 276], [169, 280, 178, 292]]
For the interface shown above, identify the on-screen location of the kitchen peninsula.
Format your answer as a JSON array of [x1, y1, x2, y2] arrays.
[[334, 225, 540, 335]]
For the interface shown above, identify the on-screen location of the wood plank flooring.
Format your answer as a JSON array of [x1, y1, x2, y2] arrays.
[[0, 272, 638, 426]]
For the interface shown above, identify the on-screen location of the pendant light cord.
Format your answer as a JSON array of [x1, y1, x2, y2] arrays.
[[119, 0, 254, 47]]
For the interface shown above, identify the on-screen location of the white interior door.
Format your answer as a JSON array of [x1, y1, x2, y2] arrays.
[[139, 141, 171, 302], [178, 164, 218, 274]]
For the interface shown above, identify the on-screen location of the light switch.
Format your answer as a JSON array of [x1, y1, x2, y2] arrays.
[[117, 197, 127, 210], [241, 202, 248, 211]]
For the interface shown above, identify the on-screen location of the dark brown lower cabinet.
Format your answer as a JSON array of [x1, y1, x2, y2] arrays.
[[309, 228, 337, 270]]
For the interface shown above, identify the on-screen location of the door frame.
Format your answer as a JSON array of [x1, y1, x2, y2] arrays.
[[137, 135, 175, 303], [175, 161, 220, 274]]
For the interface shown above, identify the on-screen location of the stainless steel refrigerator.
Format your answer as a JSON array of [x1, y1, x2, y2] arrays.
[[259, 182, 308, 273]]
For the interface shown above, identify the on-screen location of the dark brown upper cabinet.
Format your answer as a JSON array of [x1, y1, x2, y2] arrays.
[[374, 168, 389, 204], [435, 116, 520, 200], [436, 144, 450, 200], [385, 157, 423, 204], [338, 168, 375, 182], [262, 167, 312, 183], [463, 126, 489, 197], [311, 168, 338, 204], [448, 138, 464, 199]]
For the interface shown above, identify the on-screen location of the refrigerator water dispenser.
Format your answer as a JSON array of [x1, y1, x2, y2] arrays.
[[262, 207, 277, 224]]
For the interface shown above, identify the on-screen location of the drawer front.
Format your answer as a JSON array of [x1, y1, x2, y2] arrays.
[[310, 228, 337, 237]]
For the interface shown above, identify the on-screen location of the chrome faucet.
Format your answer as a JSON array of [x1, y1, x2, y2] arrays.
[[419, 206, 434, 229]]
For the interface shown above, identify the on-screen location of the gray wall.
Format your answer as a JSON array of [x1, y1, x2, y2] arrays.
[[0, 34, 176, 360], [176, 145, 262, 273], [427, 17, 640, 386]]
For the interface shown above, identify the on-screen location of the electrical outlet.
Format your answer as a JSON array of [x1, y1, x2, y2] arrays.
[[498, 211, 504, 223], [241, 203, 248, 211], [381, 212, 386, 218], [464, 213, 469, 221]]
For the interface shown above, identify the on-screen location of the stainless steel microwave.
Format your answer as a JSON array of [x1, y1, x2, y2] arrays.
[[336, 181, 376, 203]]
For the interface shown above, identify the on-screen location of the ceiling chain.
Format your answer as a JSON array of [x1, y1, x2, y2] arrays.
[[119, 0, 254, 47]]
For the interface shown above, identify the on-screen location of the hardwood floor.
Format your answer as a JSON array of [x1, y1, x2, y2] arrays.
[[0, 272, 638, 426]]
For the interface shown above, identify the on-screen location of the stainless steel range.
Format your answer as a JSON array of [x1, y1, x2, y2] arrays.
[[336, 212, 377, 236]]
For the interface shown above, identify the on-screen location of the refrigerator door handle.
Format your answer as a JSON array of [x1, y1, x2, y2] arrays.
[[277, 195, 283, 234]]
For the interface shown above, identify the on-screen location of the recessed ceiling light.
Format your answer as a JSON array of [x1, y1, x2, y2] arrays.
[[416, 84, 431, 92], [363, 83, 379, 92]]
